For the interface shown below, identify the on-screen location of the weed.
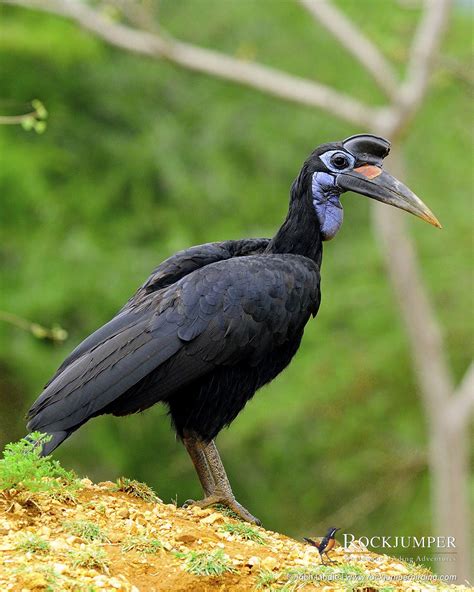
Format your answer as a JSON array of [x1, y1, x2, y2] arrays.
[[114, 477, 160, 503], [63, 520, 109, 542], [179, 548, 237, 576], [212, 503, 242, 521], [0, 433, 78, 495], [12, 563, 60, 590], [403, 560, 433, 577], [256, 568, 279, 589], [285, 563, 376, 590], [15, 532, 50, 554], [121, 535, 163, 554], [70, 545, 109, 573], [256, 569, 299, 591], [221, 522, 266, 544]]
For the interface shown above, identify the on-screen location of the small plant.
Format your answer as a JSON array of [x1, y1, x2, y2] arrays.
[[0, 433, 78, 495], [70, 545, 109, 573], [15, 533, 50, 554], [256, 570, 297, 592], [221, 522, 266, 544], [284, 565, 324, 589], [289, 563, 374, 589], [256, 569, 279, 589], [114, 477, 160, 503], [12, 564, 60, 590], [180, 548, 237, 576], [121, 535, 163, 554], [213, 503, 242, 521], [63, 520, 109, 542], [403, 560, 433, 577]]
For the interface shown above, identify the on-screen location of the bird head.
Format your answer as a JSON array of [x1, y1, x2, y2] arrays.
[[327, 526, 340, 538], [298, 134, 441, 241]]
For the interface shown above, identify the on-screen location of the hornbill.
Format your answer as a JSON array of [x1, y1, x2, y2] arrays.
[[27, 134, 440, 524]]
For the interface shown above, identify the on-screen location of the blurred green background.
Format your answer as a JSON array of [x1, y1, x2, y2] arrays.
[[0, 0, 472, 566]]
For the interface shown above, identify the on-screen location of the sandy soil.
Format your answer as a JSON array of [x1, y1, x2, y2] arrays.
[[0, 479, 470, 591]]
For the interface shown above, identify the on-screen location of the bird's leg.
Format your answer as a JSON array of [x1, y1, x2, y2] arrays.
[[188, 439, 261, 525], [321, 552, 336, 564], [182, 432, 215, 498]]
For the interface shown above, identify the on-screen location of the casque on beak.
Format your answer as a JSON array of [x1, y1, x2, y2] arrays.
[[336, 164, 442, 228]]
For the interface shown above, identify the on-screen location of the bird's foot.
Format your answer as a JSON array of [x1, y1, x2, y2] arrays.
[[183, 494, 261, 525]]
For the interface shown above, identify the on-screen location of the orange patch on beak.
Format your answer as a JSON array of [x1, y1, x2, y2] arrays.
[[354, 164, 382, 179]]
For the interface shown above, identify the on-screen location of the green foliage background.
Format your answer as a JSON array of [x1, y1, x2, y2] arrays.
[[0, 0, 472, 563]]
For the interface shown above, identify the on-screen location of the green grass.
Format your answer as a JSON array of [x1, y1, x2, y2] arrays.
[[69, 545, 109, 572], [256, 569, 279, 589], [220, 522, 266, 544], [255, 569, 298, 591], [284, 563, 397, 590], [0, 433, 78, 495], [114, 477, 160, 503], [63, 519, 109, 542], [213, 504, 243, 521], [178, 548, 237, 576], [15, 532, 50, 554], [121, 535, 163, 554]]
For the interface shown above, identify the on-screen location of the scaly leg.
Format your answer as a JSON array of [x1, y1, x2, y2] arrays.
[[184, 437, 261, 525], [182, 432, 215, 497]]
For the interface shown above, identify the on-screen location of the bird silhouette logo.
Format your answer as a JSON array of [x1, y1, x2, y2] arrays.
[[304, 527, 341, 564]]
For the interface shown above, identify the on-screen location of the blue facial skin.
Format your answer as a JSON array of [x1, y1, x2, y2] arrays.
[[311, 171, 344, 241]]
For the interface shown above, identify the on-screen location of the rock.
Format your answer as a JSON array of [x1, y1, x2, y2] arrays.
[[175, 533, 198, 544], [21, 573, 48, 588], [201, 512, 224, 525], [108, 576, 123, 588], [38, 526, 51, 538], [93, 575, 108, 588], [50, 539, 68, 551], [190, 506, 208, 516], [261, 556, 279, 571], [108, 532, 122, 544], [247, 556, 261, 567]]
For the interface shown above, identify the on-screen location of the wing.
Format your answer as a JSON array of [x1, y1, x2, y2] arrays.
[[28, 254, 319, 436], [46, 238, 270, 385]]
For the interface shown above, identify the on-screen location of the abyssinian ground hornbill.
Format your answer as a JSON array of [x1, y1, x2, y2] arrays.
[[27, 134, 440, 524]]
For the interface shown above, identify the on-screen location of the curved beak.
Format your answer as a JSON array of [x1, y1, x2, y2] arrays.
[[336, 165, 442, 228]]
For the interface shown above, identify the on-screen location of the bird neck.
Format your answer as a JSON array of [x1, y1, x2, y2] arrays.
[[266, 177, 323, 265]]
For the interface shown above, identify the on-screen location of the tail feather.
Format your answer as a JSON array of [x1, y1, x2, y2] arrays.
[[26, 430, 71, 456]]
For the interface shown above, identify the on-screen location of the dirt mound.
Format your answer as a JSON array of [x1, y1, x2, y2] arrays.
[[0, 479, 469, 591]]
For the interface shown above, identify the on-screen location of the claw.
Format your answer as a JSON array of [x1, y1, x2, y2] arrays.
[[183, 494, 261, 525]]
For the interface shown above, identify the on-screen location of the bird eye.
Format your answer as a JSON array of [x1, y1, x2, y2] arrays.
[[330, 153, 349, 170], [319, 149, 355, 173]]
